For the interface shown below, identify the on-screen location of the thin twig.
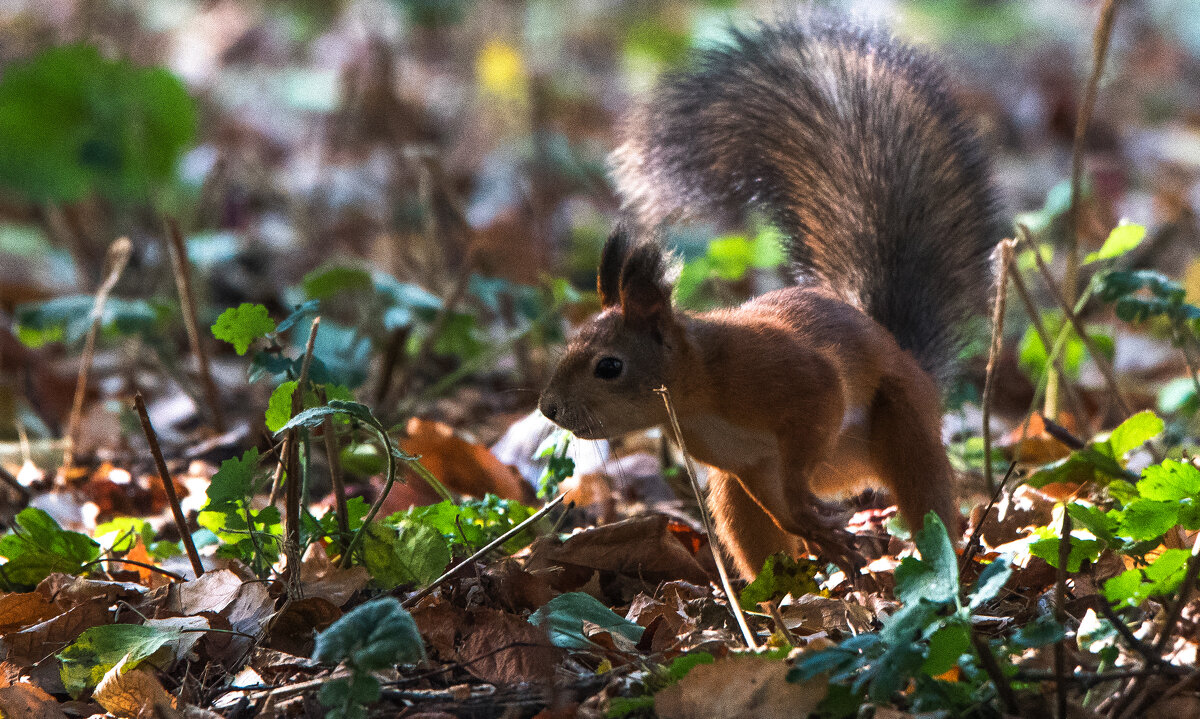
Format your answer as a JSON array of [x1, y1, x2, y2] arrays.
[[1055, 509, 1073, 719], [1015, 666, 1190, 686], [401, 492, 567, 608], [655, 385, 759, 650], [763, 600, 799, 646], [960, 461, 1018, 574], [285, 317, 320, 591], [81, 557, 186, 582], [982, 239, 1016, 493], [1090, 592, 1166, 669], [316, 386, 349, 540], [1018, 227, 1133, 416], [63, 237, 132, 475], [1008, 265, 1089, 424], [134, 391, 204, 578], [972, 631, 1022, 714], [165, 217, 225, 433]]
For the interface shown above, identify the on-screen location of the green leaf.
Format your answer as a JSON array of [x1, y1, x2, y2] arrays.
[[1139, 460, 1200, 502], [1028, 534, 1102, 572], [205, 448, 260, 510], [0, 44, 196, 203], [738, 552, 821, 610], [58, 623, 184, 697], [1106, 411, 1164, 458], [312, 596, 425, 670], [968, 558, 1012, 609], [362, 523, 449, 589], [265, 381, 298, 433], [211, 303, 276, 355], [1119, 499, 1179, 541], [922, 622, 970, 675], [529, 592, 645, 650], [893, 513, 958, 605], [1084, 223, 1146, 264], [278, 400, 381, 434], [1103, 548, 1191, 608], [1011, 615, 1066, 648], [302, 266, 373, 300], [0, 508, 101, 588]]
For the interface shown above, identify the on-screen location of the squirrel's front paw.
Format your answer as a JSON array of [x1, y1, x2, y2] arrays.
[[800, 521, 865, 577]]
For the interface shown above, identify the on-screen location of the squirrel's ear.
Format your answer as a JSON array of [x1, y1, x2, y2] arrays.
[[619, 242, 673, 335], [597, 225, 629, 307]]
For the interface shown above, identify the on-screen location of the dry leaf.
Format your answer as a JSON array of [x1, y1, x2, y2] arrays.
[[166, 569, 244, 615], [0, 592, 59, 634], [458, 609, 563, 685], [266, 596, 341, 656], [298, 543, 368, 607], [3, 600, 111, 666], [654, 654, 827, 719], [0, 682, 69, 719], [94, 661, 177, 719]]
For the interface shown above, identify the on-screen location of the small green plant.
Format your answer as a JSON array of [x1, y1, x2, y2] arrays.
[[789, 514, 1022, 715], [312, 597, 425, 719]]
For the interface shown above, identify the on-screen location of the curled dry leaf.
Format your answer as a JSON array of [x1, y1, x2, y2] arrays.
[[457, 609, 563, 685], [653, 654, 827, 719], [3, 599, 111, 666], [94, 660, 176, 719]]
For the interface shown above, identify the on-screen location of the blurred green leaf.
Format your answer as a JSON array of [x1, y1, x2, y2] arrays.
[[0, 508, 101, 588], [212, 303, 276, 355]]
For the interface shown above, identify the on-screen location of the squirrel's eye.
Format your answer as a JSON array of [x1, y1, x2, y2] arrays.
[[594, 356, 623, 380]]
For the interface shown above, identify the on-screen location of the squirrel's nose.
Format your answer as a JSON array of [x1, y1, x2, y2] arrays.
[[541, 400, 559, 422]]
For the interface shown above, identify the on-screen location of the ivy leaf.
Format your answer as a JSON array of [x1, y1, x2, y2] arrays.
[[1139, 460, 1200, 502], [205, 448, 260, 510], [312, 596, 425, 670], [279, 400, 382, 434], [529, 592, 645, 651], [0, 508, 101, 588], [58, 623, 185, 697], [211, 303, 276, 355], [893, 513, 958, 605]]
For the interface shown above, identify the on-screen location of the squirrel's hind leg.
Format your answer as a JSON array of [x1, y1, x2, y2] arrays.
[[706, 468, 802, 579], [867, 373, 961, 538]]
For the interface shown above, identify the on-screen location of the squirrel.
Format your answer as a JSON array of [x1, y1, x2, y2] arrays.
[[538, 16, 1001, 578]]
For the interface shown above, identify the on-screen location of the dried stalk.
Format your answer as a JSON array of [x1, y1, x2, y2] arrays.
[[316, 386, 349, 539], [284, 317, 320, 590], [165, 217, 225, 433], [62, 237, 132, 475], [1055, 509, 1073, 719], [982, 239, 1016, 493], [134, 392, 205, 578], [656, 385, 759, 650]]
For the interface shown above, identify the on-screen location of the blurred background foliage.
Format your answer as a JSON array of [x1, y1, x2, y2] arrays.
[[1, 0, 1199, 443]]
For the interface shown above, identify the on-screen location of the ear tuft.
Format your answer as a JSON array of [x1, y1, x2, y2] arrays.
[[619, 241, 674, 333], [597, 225, 630, 307]]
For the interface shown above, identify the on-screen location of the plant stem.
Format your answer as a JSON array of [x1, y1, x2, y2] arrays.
[[982, 239, 1016, 493], [656, 385, 759, 650], [401, 491, 567, 608], [134, 391, 205, 578], [317, 387, 350, 540], [63, 237, 132, 476], [285, 317, 320, 589], [165, 217, 225, 433]]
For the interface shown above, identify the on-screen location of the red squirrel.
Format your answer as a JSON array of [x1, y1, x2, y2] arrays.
[[538, 18, 1000, 578]]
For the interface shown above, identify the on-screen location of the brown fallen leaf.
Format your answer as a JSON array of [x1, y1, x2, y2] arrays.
[[165, 568, 245, 615], [36, 573, 144, 610], [654, 654, 827, 719], [298, 543, 368, 607], [375, 417, 533, 515], [94, 662, 177, 719], [0, 682, 68, 719], [532, 514, 710, 587], [412, 598, 469, 659], [3, 600, 111, 666], [266, 596, 342, 656], [0, 591, 59, 634], [458, 608, 563, 685]]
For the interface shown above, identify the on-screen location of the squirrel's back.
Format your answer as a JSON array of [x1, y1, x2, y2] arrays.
[[612, 17, 1001, 385]]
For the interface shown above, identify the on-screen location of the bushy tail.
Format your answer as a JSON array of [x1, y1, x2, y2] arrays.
[[611, 17, 1001, 385]]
